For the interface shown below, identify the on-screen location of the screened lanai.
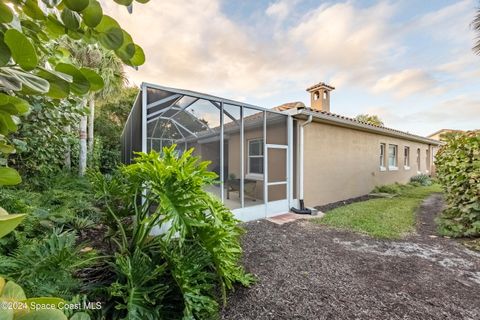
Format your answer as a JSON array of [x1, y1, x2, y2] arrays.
[[121, 83, 296, 221]]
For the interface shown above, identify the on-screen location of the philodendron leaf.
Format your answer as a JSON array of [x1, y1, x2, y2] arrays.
[[15, 309, 68, 320], [4, 29, 38, 71], [0, 280, 26, 300], [0, 167, 21, 185], [81, 0, 103, 28], [0, 212, 25, 238]]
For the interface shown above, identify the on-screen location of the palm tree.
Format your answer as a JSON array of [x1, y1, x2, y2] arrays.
[[62, 40, 126, 175], [474, 6, 480, 54], [355, 114, 384, 126]]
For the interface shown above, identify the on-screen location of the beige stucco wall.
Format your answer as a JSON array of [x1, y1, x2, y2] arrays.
[[302, 121, 438, 207]]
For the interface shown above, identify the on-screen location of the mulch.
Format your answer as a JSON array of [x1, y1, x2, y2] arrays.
[[314, 194, 378, 212], [221, 193, 480, 320]]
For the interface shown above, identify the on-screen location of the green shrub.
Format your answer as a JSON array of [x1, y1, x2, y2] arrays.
[[372, 183, 403, 194], [410, 174, 432, 186], [90, 146, 253, 319], [435, 130, 480, 237]]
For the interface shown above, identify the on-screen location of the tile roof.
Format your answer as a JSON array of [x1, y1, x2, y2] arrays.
[[306, 82, 335, 92]]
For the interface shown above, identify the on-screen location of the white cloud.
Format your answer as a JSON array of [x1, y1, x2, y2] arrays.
[[266, 0, 299, 21], [372, 69, 440, 98]]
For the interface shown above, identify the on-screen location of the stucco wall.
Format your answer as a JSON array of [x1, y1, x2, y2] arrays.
[[302, 122, 437, 207]]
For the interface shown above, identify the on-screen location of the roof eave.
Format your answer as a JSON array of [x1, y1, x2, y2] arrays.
[[294, 109, 442, 146]]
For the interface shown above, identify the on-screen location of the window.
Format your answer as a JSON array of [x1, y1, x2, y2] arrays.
[[404, 146, 410, 169], [314, 91, 319, 100], [426, 148, 430, 172], [379, 143, 386, 170], [323, 91, 327, 99], [417, 148, 421, 172], [248, 139, 264, 175], [388, 144, 398, 169]]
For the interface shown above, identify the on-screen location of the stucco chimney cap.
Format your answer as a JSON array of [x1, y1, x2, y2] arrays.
[[306, 82, 335, 92]]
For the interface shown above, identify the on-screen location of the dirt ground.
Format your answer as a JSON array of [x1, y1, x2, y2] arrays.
[[221, 194, 480, 320]]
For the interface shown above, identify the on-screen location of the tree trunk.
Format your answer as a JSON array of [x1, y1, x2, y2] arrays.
[[88, 97, 95, 155], [79, 112, 88, 176], [64, 125, 71, 172]]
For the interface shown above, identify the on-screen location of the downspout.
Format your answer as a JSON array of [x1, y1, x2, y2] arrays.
[[291, 114, 313, 214]]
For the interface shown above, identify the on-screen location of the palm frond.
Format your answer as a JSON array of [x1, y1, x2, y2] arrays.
[[473, 7, 480, 54]]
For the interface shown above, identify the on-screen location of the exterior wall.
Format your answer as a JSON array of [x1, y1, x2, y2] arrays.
[[227, 123, 288, 201], [302, 121, 438, 207]]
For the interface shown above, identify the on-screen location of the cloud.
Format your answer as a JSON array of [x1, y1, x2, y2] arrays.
[[372, 69, 441, 98], [265, 0, 299, 21], [102, 0, 397, 98]]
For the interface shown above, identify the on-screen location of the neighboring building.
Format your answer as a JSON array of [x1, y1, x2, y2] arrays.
[[427, 129, 464, 141], [122, 82, 441, 221]]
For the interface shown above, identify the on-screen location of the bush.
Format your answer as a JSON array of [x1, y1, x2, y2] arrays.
[[435, 130, 480, 237], [410, 174, 432, 186], [90, 146, 253, 319], [372, 183, 403, 195]]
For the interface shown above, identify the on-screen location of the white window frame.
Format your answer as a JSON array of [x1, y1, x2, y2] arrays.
[[247, 138, 264, 179], [388, 144, 398, 170], [404, 146, 410, 170], [379, 143, 386, 171]]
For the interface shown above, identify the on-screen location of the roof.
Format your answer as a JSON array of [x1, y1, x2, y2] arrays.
[[275, 102, 441, 145], [427, 129, 463, 138], [306, 82, 335, 92], [274, 101, 306, 112]]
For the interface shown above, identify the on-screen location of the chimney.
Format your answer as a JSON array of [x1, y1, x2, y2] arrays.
[[306, 82, 335, 112]]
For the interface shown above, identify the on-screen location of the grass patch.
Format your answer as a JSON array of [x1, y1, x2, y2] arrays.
[[314, 184, 442, 239]]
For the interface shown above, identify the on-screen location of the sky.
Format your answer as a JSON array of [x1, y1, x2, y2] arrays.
[[102, 0, 480, 136]]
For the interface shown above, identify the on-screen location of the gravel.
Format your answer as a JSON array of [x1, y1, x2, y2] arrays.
[[221, 194, 480, 320]]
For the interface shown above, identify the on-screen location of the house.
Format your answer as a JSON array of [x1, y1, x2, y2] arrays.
[[427, 129, 464, 141], [122, 82, 441, 221]]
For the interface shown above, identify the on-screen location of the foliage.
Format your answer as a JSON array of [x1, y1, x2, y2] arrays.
[[317, 184, 442, 239], [0, 228, 97, 299], [372, 183, 403, 195], [90, 146, 254, 319], [410, 174, 432, 186], [435, 130, 480, 237], [354, 114, 384, 126], [0, 206, 25, 239], [0, 276, 90, 320], [0, 0, 147, 187], [94, 86, 137, 172]]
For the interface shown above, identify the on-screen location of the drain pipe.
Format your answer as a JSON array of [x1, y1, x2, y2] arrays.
[[291, 114, 313, 215]]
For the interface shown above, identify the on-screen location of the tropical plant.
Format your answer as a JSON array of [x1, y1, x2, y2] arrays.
[[95, 86, 137, 172], [90, 146, 254, 319], [435, 130, 480, 237], [0, 0, 147, 180], [355, 114, 384, 126], [410, 174, 432, 186], [0, 276, 91, 320]]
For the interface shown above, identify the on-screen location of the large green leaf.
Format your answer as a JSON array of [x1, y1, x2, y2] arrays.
[[37, 69, 72, 99], [22, 298, 64, 310], [24, 0, 46, 20], [81, 0, 103, 28], [80, 68, 104, 92], [114, 0, 133, 5], [0, 111, 17, 134], [1, 68, 50, 93], [55, 63, 90, 95], [15, 309, 68, 320], [0, 33, 11, 67], [0, 280, 26, 300], [135, 0, 150, 3], [69, 312, 91, 320], [0, 2, 13, 23], [64, 0, 89, 12], [4, 29, 38, 71], [129, 45, 145, 66], [0, 93, 30, 114], [95, 15, 124, 50], [0, 142, 15, 154], [61, 8, 81, 30], [0, 167, 21, 185], [41, 0, 62, 8], [45, 15, 65, 39], [115, 30, 135, 61]]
